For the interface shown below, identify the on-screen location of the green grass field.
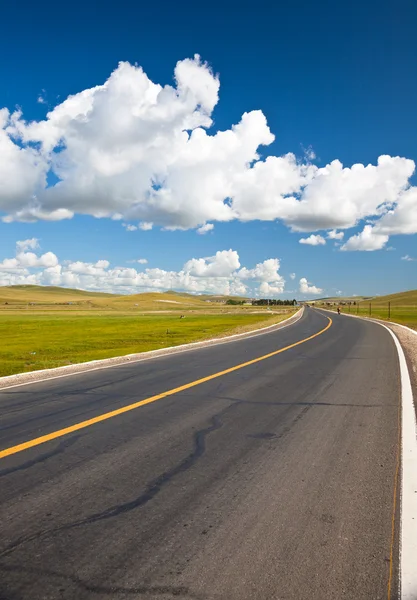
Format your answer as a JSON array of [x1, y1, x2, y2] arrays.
[[1, 284, 415, 378], [0, 311, 294, 377], [314, 289, 417, 329], [342, 304, 416, 328]]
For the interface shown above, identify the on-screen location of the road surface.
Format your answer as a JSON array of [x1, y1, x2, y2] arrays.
[[0, 308, 401, 599]]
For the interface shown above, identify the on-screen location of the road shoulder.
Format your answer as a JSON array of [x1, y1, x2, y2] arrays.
[[388, 324, 417, 408]]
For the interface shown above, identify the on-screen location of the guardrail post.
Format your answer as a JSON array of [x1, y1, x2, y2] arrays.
[[369, 302, 371, 316], [388, 301, 391, 319]]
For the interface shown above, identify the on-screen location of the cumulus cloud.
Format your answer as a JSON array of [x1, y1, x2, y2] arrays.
[[290, 273, 296, 280], [0, 239, 58, 274], [327, 230, 344, 240], [123, 223, 138, 232], [341, 225, 389, 251], [184, 250, 240, 277], [0, 243, 288, 297], [196, 223, 214, 235], [259, 282, 285, 296], [299, 277, 323, 295], [299, 234, 326, 246], [237, 258, 284, 294], [373, 187, 417, 236], [0, 57, 415, 248]]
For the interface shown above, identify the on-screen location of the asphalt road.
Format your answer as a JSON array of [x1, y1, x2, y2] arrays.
[[0, 308, 401, 600]]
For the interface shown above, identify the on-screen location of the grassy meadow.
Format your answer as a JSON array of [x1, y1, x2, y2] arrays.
[[313, 289, 417, 329], [0, 286, 296, 377]]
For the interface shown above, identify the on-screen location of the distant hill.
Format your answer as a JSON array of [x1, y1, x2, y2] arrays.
[[0, 285, 249, 310], [0, 285, 115, 304], [3, 284, 414, 309], [312, 289, 417, 305], [312, 296, 371, 303], [160, 290, 250, 302], [368, 289, 417, 305]]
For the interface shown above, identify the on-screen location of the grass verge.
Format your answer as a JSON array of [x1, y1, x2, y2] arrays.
[[0, 310, 296, 377]]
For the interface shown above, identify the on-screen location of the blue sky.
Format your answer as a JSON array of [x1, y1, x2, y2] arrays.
[[0, 0, 416, 297]]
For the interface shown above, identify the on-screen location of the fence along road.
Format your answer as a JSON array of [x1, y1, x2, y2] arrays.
[[315, 299, 417, 329]]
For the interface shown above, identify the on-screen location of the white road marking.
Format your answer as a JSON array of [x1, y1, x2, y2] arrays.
[[381, 324, 417, 600], [319, 308, 417, 598]]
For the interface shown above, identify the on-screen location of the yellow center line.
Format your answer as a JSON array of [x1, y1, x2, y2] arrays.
[[0, 315, 332, 460]]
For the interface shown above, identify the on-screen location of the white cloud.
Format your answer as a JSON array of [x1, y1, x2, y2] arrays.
[[401, 255, 416, 262], [259, 281, 285, 296], [341, 225, 389, 251], [196, 223, 214, 235], [284, 155, 415, 233], [327, 230, 344, 240], [0, 58, 415, 247], [16, 238, 39, 252], [42, 264, 62, 285], [17, 251, 58, 268], [299, 234, 326, 246], [302, 145, 316, 161], [66, 259, 109, 275], [0, 241, 59, 273], [374, 186, 417, 235], [290, 273, 296, 280], [123, 223, 138, 232], [184, 249, 240, 277], [0, 243, 287, 297], [237, 258, 284, 288], [139, 222, 153, 231], [299, 277, 323, 295], [336, 290, 343, 296]]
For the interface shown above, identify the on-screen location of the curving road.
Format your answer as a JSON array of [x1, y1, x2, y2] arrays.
[[0, 308, 401, 599]]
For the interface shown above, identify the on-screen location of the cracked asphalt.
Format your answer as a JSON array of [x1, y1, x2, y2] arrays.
[[0, 308, 401, 599]]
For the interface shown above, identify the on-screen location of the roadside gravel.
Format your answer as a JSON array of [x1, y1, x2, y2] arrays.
[[388, 324, 417, 403]]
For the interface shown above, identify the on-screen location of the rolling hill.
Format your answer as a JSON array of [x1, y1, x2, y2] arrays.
[[0, 285, 249, 311], [313, 289, 417, 306]]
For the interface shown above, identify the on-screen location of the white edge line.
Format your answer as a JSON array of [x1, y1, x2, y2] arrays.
[[319, 308, 417, 599], [379, 323, 417, 600], [0, 307, 304, 392]]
